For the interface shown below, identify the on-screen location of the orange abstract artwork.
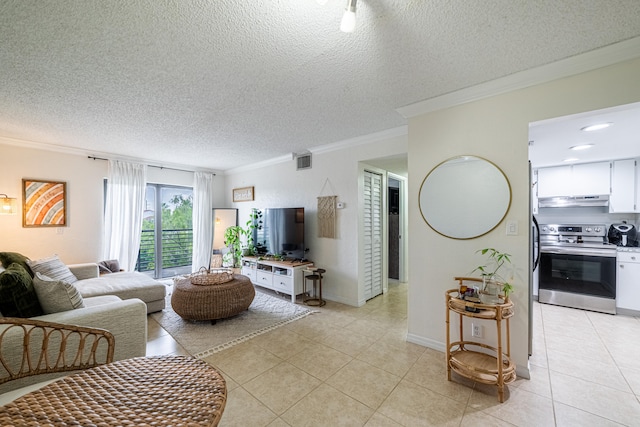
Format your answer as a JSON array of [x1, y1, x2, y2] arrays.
[[22, 179, 67, 227]]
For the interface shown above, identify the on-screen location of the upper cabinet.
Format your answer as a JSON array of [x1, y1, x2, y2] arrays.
[[610, 159, 638, 213], [535, 159, 640, 213], [537, 162, 611, 198]]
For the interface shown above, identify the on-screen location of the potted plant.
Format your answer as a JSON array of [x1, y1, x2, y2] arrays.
[[224, 209, 264, 266], [473, 248, 514, 300], [224, 225, 245, 268], [242, 209, 263, 256]]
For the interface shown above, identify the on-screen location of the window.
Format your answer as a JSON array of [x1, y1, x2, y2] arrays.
[[137, 184, 193, 278]]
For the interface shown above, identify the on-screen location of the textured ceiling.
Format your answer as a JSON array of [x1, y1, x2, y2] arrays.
[[1, 0, 640, 171]]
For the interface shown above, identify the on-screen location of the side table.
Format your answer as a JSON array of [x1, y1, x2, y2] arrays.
[[445, 283, 516, 402], [303, 268, 326, 306]]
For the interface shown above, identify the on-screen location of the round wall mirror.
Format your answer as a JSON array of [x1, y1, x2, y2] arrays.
[[419, 156, 511, 239]]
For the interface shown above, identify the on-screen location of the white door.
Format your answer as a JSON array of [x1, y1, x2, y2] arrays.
[[364, 170, 383, 300]]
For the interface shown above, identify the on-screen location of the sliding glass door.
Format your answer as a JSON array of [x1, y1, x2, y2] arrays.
[[137, 184, 193, 278]]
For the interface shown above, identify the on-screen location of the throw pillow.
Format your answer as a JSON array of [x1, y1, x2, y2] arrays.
[[32, 272, 85, 314], [0, 263, 44, 317], [98, 259, 121, 274], [0, 252, 33, 277], [27, 254, 78, 284]]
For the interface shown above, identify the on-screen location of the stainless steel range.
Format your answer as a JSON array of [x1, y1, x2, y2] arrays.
[[538, 224, 617, 314]]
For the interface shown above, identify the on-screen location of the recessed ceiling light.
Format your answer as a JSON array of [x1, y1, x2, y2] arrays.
[[570, 144, 594, 151], [581, 123, 611, 132], [563, 158, 579, 163]]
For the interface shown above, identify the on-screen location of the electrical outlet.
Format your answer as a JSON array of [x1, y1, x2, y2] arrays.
[[471, 323, 482, 338]]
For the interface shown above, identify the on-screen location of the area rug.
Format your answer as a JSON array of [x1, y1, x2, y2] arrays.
[[151, 288, 314, 359]]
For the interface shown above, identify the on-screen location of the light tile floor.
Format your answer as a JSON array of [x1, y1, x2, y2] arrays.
[[147, 283, 640, 426]]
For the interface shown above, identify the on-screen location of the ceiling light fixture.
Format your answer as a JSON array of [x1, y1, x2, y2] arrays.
[[340, 0, 357, 33], [570, 144, 594, 151], [581, 123, 611, 132], [0, 193, 18, 215], [315, 0, 328, 5], [562, 158, 579, 163]]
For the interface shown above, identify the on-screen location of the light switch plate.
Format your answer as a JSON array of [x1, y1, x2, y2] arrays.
[[506, 220, 518, 236]]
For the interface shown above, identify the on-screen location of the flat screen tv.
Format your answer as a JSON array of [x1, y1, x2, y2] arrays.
[[252, 208, 305, 260]]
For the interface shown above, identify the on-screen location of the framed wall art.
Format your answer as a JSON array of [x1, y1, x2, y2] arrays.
[[232, 186, 254, 202], [22, 179, 67, 227]]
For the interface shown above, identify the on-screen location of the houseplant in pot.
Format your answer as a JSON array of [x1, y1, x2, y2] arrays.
[[224, 209, 264, 267], [223, 225, 245, 268], [242, 209, 263, 256], [473, 248, 514, 302]]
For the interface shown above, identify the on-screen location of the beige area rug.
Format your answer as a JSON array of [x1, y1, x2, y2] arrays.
[[151, 286, 314, 359]]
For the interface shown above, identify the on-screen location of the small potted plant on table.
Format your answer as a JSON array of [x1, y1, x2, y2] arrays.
[[473, 248, 514, 303]]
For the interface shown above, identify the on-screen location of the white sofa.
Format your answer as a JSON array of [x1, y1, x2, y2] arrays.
[[0, 294, 147, 398], [0, 257, 159, 400], [69, 263, 167, 314]]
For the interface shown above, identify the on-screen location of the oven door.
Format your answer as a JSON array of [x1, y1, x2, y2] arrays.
[[539, 247, 617, 314]]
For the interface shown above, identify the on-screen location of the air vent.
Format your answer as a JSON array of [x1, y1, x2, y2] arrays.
[[296, 153, 312, 170]]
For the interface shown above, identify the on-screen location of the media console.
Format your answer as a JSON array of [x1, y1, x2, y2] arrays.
[[241, 256, 313, 303]]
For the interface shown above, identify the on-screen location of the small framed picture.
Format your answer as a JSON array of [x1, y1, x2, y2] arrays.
[[233, 186, 254, 202], [23, 179, 67, 227]]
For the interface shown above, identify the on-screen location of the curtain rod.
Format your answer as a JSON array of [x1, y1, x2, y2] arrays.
[[87, 156, 215, 175]]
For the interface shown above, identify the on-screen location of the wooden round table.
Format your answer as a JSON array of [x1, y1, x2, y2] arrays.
[[0, 355, 227, 426]]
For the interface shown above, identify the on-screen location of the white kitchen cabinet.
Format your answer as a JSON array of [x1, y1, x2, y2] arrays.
[[637, 158, 640, 212], [616, 250, 640, 313], [572, 162, 611, 196], [537, 166, 572, 197], [536, 162, 610, 198], [610, 159, 637, 213]]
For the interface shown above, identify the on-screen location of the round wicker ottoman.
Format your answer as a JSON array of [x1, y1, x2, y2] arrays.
[[171, 274, 255, 322]]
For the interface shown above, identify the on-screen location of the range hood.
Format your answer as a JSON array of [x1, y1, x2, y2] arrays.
[[538, 195, 609, 208]]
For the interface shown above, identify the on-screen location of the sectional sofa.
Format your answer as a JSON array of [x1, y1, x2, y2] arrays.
[[0, 254, 168, 397], [68, 263, 167, 314]]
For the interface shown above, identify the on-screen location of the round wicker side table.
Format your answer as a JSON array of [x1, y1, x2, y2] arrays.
[[172, 274, 255, 323]]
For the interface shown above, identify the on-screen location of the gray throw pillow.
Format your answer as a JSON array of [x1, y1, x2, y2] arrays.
[[27, 254, 78, 284], [32, 272, 85, 314]]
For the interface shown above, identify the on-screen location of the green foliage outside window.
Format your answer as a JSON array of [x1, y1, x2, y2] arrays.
[[137, 194, 193, 272]]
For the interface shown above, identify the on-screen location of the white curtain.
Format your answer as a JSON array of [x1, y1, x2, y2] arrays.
[[103, 160, 147, 271], [191, 172, 215, 272]]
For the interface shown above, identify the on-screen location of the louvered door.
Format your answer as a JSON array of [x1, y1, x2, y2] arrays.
[[364, 170, 383, 300]]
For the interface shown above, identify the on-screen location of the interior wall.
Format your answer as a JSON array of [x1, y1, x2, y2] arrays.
[[407, 57, 640, 377], [224, 133, 407, 306], [0, 141, 226, 264]]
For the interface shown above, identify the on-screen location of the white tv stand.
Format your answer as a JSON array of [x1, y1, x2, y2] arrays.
[[241, 257, 313, 303]]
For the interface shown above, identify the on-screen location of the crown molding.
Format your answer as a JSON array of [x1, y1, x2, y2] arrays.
[[310, 126, 408, 155], [0, 136, 219, 174], [396, 36, 640, 118], [224, 153, 294, 175], [224, 126, 408, 175]]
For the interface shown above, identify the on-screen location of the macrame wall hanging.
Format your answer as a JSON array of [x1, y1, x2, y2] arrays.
[[317, 178, 337, 238]]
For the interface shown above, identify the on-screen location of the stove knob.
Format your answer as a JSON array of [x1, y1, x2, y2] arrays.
[[585, 227, 592, 232], [548, 226, 555, 232], [594, 227, 601, 232]]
